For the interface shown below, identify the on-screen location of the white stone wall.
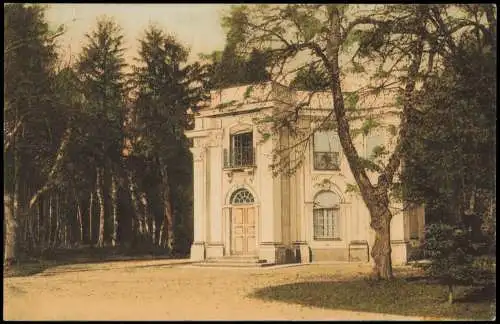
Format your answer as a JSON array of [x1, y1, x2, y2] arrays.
[[186, 82, 419, 265]]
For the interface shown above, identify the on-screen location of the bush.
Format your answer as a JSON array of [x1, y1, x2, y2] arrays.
[[417, 223, 482, 304]]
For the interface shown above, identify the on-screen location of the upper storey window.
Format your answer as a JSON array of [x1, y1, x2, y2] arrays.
[[313, 130, 341, 170], [224, 132, 254, 168]]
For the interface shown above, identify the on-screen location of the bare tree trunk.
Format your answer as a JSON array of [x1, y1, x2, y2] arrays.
[[7, 148, 21, 264], [36, 199, 41, 246], [53, 193, 60, 248], [28, 127, 73, 210], [111, 175, 118, 247], [96, 168, 105, 248], [152, 217, 157, 246], [48, 194, 53, 248], [160, 162, 174, 251], [4, 193, 16, 266], [128, 173, 143, 241], [140, 193, 150, 243], [448, 284, 454, 304], [89, 191, 94, 245], [76, 199, 83, 244], [158, 221, 164, 248]]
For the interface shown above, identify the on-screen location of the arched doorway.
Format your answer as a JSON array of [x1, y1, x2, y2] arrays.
[[230, 188, 256, 255]]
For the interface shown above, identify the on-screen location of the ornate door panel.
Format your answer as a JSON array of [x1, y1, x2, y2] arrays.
[[231, 206, 256, 255], [246, 207, 256, 254]]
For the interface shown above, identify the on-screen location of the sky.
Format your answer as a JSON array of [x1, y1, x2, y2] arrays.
[[44, 4, 230, 65]]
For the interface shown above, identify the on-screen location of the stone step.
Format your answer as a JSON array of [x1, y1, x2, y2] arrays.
[[196, 261, 275, 268], [194, 255, 276, 268], [206, 256, 265, 264]]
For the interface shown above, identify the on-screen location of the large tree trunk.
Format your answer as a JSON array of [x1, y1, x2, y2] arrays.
[[321, 6, 427, 279], [96, 168, 105, 248], [325, 7, 394, 279], [111, 175, 118, 247], [369, 206, 393, 279]]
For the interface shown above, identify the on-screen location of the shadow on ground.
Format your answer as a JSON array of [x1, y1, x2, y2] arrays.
[[249, 277, 496, 320], [4, 246, 187, 278]]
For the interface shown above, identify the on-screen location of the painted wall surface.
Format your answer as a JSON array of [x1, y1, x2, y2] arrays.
[[186, 82, 422, 265]]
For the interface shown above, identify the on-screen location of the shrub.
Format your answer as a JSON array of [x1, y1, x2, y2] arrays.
[[417, 223, 480, 304]]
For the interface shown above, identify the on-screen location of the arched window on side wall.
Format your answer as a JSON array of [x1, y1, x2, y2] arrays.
[[313, 191, 341, 240]]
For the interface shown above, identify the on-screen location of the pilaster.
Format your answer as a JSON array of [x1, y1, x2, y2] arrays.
[[189, 144, 208, 260]]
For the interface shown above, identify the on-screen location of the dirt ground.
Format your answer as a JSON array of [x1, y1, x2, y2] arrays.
[[4, 260, 450, 321]]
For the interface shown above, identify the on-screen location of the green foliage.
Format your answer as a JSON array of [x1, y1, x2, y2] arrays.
[[345, 183, 360, 194], [360, 118, 381, 136], [4, 3, 64, 189], [77, 16, 127, 165], [290, 64, 330, 91], [349, 61, 366, 74], [203, 47, 271, 90], [357, 157, 383, 173], [389, 182, 403, 202], [129, 24, 200, 253], [243, 85, 255, 99], [401, 15, 496, 247], [344, 92, 359, 111], [417, 223, 490, 289], [214, 100, 238, 110]]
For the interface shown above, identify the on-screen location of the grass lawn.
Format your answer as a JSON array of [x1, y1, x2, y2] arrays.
[[250, 271, 496, 320]]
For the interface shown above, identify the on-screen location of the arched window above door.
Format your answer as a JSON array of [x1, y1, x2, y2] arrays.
[[230, 188, 255, 205]]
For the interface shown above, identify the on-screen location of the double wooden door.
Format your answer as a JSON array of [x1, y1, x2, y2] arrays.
[[231, 206, 256, 255]]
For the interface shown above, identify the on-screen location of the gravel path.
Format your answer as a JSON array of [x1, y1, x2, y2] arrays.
[[4, 260, 450, 321]]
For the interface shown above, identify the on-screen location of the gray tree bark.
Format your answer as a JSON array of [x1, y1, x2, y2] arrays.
[[96, 168, 105, 247], [111, 175, 118, 246]]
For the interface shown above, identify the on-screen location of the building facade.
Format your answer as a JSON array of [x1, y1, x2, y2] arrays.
[[185, 82, 424, 265]]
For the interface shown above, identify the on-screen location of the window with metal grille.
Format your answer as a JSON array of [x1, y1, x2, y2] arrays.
[[313, 191, 341, 240], [313, 130, 341, 170], [227, 132, 254, 168]]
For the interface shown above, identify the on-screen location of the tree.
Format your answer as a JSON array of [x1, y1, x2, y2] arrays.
[[419, 223, 479, 304], [402, 4, 496, 251], [199, 10, 272, 91], [77, 16, 128, 248], [4, 3, 67, 264], [129, 24, 200, 252], [217, 4, 488, 279]]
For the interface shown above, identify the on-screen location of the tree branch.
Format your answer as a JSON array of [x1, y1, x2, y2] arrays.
[[28, 126, 73, 209], [380, 6, 427, 189], [3, 117, 24, 153]]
